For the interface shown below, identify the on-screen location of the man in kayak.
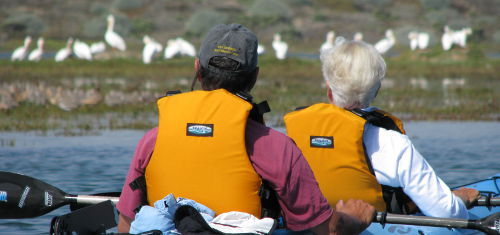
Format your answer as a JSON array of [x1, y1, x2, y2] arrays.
[[116, 24, 376, 234], [284, 40, 480, 219]]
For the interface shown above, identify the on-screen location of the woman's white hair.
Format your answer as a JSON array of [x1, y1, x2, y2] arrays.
[[320, 40, 386, 109]]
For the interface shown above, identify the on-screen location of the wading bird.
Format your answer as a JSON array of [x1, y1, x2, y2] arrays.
[[90, 41, 106, 54], [353, 32, 363, 41], [272, 33, 288, 60], [142, 35, 163, 64], [11, 36, 32, 61], [320, 31, 335, 52], [105, 15, 126, 51], [73, 40, 93, 60], [28, 37, 45, 61], [374, 29, 396, 54], [55, 38, 74, 62]]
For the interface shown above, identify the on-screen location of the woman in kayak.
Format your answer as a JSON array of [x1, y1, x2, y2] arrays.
[[116, 24, 376, 235], [284, 40, 480, 219]]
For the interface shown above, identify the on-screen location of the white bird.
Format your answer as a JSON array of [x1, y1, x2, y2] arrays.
[[454, 27, 472, 48], [320, 31, 335, 52], [353, 32, 364, 41], [335, 36, 346, 46], [417, 32, 430, 50], [408, 31, 419, 51], [164, 39, 179, 59], [164, 37, 196, 59], [28, 37, 44, 61], [441, 26, 454, 51], [272, 33, 288, 60], [90, 41, 106, 54], [73, 39, 93, 60], [374, 29, 396, 54], [105, 15, 126, 51], [55, 37, 74, 62], [11, 36, 32, 61], [257, 44, 265, 55], [142, 35, 163, 64], [176, 37, 196, 57]]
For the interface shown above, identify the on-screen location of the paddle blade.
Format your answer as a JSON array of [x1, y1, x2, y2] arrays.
[[0, 171, 68, 218], [472, 212, 500, 235]]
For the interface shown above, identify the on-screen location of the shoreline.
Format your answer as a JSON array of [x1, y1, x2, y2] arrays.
[[1, 54, 499, 131]]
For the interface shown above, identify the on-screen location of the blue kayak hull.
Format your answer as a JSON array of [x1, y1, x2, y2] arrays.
[[274, 173, 500, 235], [362, 173, 500, 234]]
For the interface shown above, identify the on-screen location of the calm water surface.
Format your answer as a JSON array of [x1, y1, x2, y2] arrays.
[[0, 121, 499, 234]]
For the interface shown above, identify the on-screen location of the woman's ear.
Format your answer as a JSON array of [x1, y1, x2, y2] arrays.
[[327, 87, 334, 104]]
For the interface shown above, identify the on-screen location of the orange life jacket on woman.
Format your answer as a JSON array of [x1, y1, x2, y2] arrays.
[[145, 89, 262, 217], [284, 103, 406, 212]]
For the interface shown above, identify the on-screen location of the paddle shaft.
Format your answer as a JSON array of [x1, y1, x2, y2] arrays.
[[66, 195, 119, 205], [376, 212, 469, 228], [375, 212, 500, 234], [63, 195, 499, 207], [476, 197, 500, 207]]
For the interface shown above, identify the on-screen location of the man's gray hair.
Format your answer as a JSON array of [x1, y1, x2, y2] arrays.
[[320, 40, 386, 109]]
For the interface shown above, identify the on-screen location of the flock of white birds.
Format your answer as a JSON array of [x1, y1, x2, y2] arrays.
[[10, 15, 473, 64]]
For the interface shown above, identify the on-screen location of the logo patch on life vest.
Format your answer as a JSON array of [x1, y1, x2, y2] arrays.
[[310, 136, 334, 148], [187, 123, 214, 137]]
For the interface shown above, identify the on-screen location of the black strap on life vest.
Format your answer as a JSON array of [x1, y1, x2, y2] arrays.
[[129, 175, 148, 213], [259, 180, 281, 219], [351, 108, 418, 214], [234, 91, 270, 125], [381, 185, 420, 214], [351, 108, 403, 134]]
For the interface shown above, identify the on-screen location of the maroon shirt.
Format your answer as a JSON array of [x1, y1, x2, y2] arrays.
[[117, 120, 332, 231]]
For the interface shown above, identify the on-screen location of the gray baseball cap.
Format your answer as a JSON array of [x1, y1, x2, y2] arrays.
[[199, 24, 258, 73]]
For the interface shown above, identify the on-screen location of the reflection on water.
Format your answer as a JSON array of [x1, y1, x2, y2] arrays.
[[0, 121, 499, 234]]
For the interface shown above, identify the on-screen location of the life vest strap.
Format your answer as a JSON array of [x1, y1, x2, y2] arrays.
[[255, 100, 271, 115], [351, 108, 403, 134], [259, 181, 281, 219], [129, 175, 149, 210], [166, 90, 182, 96], [381, 185, 419, 214]]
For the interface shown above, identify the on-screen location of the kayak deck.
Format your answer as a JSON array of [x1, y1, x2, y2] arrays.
[[361, 173, 500, 235]]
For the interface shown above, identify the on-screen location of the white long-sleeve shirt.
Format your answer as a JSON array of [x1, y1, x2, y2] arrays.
[[363, 123, 469, 219]]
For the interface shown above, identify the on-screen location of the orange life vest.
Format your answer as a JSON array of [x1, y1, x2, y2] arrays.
[[284, 103, 405, 212], [145, 89, 262, 217]]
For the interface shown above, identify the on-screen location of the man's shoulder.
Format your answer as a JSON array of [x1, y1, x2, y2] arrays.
[[246, 119, 289, 141]]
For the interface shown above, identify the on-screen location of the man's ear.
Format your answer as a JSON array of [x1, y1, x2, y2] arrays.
[[194, 58, 202, 81], [194, 58, 200, 70]]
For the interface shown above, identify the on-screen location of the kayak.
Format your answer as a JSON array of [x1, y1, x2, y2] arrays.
[[362, 173, 500, 235], [2, 171, 497, 234], [272, 173, 500, 235]]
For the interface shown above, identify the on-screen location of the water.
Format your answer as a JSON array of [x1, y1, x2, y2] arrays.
[[0, 121, 499, 234]]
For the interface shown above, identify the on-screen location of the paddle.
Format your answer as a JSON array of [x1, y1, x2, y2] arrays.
[[375, 212, 500, 235], [475, 196, 500, 207], [0, 171, 119, 219]]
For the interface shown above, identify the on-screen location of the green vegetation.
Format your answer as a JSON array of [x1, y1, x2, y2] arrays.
[[1, 49, 499, 132]]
